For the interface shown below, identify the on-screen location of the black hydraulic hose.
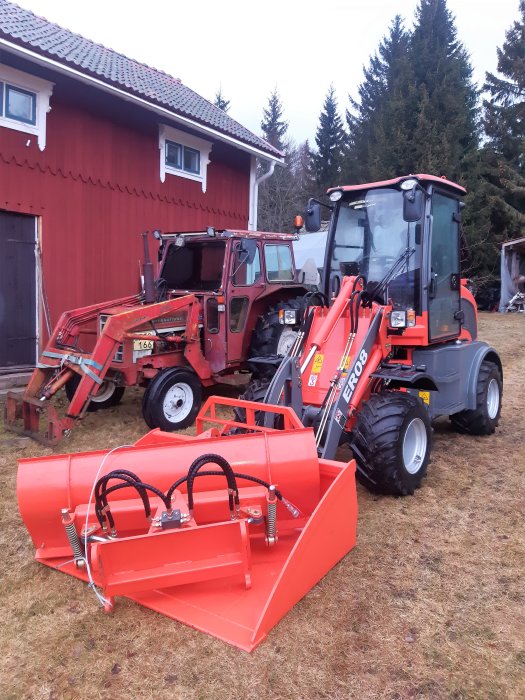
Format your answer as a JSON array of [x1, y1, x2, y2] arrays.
[[168, 470, 284, 502], [179, 454, 239, 514], [101, 481, 171, 515], [95, 471, 151, 528], [95, 471, 171, 529], [302, 290, 329, 308]]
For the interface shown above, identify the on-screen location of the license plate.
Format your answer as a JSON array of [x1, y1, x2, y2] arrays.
[[133, 332, 155, 351]]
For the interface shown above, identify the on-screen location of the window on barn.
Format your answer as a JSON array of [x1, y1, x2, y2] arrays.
[[0, 64, 53, 150], [159, 124, 212, 192]]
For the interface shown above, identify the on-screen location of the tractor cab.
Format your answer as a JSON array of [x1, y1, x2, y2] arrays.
[[307, 175, 469, 344], [156, 229, 307, 372]]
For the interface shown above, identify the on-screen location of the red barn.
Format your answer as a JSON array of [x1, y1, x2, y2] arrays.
[[0, 0, 282, 372]]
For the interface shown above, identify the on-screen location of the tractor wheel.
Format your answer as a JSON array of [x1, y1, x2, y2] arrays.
[[142, 368, 202, 431], [65, 374, 125, 412], [450, 361, 502, 435], [232, 377, 271, 427], [352, 392, 431, 496], [249, 298, 303, 365]]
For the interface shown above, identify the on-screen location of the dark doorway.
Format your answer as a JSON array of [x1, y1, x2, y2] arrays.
[[0, 211, 37, 369]]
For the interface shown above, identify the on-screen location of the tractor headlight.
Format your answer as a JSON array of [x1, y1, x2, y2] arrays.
[[329, 190, 343, 202], [390, 310, 407, 328], [279, 309, 298, 325]]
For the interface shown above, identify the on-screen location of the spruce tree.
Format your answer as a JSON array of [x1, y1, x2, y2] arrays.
[[409, 0, 478, 180], [311, 85, 346, 196], [345, 16, 413, 183], [481, 1, 525, 243], [261, 89, 288, 151], [213, 87, 230, 112]]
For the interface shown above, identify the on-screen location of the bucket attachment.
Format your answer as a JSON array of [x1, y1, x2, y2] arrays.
[[17, 398, 357, 651]]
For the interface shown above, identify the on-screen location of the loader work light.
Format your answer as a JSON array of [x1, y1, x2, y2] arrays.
[[390, 310, 407, 328], [400, 178, 418, 191], [329, 190, 343, 202]]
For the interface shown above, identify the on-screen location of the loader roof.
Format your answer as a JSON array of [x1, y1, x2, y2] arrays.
[[328, 174, 466, 196]]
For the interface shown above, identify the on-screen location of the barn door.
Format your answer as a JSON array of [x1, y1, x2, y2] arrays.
[[0, 211, 37, 368]]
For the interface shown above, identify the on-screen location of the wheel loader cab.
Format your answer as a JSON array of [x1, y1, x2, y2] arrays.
[[323, 176, 464, 344]]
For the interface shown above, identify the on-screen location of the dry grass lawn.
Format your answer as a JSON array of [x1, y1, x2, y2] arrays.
[[0, 313, 524, 700]]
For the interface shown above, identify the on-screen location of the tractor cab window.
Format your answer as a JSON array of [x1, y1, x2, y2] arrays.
[[330, 188, 422, 312], [264, 245, 294, 282], [232, 243, 261, 286], [160, 240, 226, 291]]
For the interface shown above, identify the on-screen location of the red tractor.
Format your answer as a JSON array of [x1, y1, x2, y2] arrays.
[[6, 228, 313, 444], [241, 174, 503, 495]]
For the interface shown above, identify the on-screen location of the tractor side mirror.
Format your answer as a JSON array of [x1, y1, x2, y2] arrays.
[[403, 188, 425, 222], [239, 238, 257, 264], [305, 200, 321, 232]]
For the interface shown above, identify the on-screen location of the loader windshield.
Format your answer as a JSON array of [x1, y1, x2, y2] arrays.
[[329, 187, 422, 311]]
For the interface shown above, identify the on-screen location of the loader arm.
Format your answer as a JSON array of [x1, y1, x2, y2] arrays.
[[5, 294, 205, 445], [66, 295, 203, 417]]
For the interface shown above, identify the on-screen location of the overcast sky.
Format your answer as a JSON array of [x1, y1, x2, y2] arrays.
[[12, 0, 520, 145]]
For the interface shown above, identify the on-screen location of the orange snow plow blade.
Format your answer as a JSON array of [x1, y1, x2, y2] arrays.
[[17, 398, 357, 652]]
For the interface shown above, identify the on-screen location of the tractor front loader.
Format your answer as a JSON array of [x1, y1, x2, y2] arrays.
[[5, 291, 204, 444]]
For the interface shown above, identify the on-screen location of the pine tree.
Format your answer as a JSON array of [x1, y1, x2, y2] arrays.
[[260, 89, 288, 151], [311, 85, 346, 196], [213, 87, 230, 112]]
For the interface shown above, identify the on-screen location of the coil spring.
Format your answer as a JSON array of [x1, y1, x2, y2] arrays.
[[265, 486, 277, 546], [61, 509, 85, 566]]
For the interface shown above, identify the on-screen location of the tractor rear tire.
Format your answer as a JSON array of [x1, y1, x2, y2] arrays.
[[450, 360, 502, 435], [352, 392, 431, 496], [65, 374, 125, 412], [142, 368, 202, 431], [232, 377, 271, 427], [249, 298, 303, 369]]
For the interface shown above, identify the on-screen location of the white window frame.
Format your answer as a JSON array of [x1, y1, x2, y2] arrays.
[[159, 124, 212, 192], [0, 64, 53, 151]]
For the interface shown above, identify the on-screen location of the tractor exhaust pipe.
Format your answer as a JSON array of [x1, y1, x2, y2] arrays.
[[142, 231, 155, 304]]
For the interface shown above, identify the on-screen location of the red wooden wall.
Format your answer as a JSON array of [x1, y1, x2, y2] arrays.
[[0, 76, 251, 335]]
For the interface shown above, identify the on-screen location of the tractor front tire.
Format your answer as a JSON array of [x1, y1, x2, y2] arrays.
[[352, 392, 431, 496], [450, 360, 502, 435], [65, 374, 125, 412], [249, 298, 303, 365], [142, 368, 202, 431]]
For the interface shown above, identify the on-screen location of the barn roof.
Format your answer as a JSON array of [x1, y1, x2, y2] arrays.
[[0, 0, 282, 160]]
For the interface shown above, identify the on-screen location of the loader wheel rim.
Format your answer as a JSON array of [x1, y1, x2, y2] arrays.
[[163, 382, 193, 423], [91, 380, 115, 403], [486, 378, 500, 419], [402, 417, 427, 475], [277, 328, 298, 356]]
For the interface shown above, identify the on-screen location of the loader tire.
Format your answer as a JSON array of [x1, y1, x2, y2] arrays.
[[249, 298, 303, 373], [352, 392, 431, 496], [142, 368, 201, 431], [65, 374, 124, 412], [450, 361, 502, 435]]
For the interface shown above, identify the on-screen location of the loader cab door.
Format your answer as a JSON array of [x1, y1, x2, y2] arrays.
[[428, 191, 461, 341]]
